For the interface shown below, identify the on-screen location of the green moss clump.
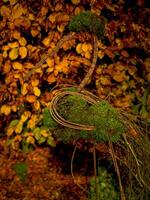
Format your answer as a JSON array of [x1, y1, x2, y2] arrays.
[[12, 162, 28, 182], [68, 11, 106, 39], [54, 95, 126, 143], [43, 108, 57, 128]]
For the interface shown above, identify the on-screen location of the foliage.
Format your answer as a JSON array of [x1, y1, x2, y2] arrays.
[[12, 162, 28, 182], [68, 11, 106, 39], [5, 109, 56, 149], [88, 167, 119, 200]]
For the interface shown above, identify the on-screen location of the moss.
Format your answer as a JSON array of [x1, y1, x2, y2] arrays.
[[68, 11, 107, 39], [54, 95, 126, 143], [88, 167, 119, 200], [43, 108, 57, 128], [12, 162, 28, 182]]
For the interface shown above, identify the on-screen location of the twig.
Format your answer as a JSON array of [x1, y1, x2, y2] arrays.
[[108, 140, 126, 200]]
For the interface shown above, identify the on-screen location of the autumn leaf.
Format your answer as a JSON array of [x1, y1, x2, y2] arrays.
[[21, 83, 28, 95], [27, 114, 38, 129], [33, 86, 41, 97], [9, 48, 19, 60], [31, 79, 39, 87], [12, 62, 23, 70], [47, 74, 56, 83], [15, 122, 23, 134], [76, 43, 82, 54], [18, 37, 27, 46], [20, 111, 31, 123], [26, 136, 35, 144], [0, 104, 11, 116], [40, 129, 49, 137], [7, 127, 14, 137], [26, 95, 36, 103], [33, 100, 41, 111], [3, 61, 11, 73], [19, 46, 27, 58]]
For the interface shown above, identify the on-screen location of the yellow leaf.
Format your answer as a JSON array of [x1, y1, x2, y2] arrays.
[[12, 62, 23, 70], [76, 43, 82, 54], [3, 51, 8, 58], [9, 48, 19, 60], [82, 43, 90, 53], [19, 46, 27, 58], [0, 104, 11, 116], [84, 51, 91, 59], [11, 105, 17, 112], [113, 72, 126, 82], [33, 86, 41, 97], [18, 37, 27, 46], [100, 76, 111, 85], [24, 62, 34, 69], [98, 50, 105, 59], [3, 61, 11, 73], [31, 79, 39, 87], [21, 83, 28, 95], [46, 58, 54, 67], [71, 0, 80, 5], [7, 127, 14, 137], [27, 115, 37, 129], [2, 45, 10, 51], [26, 136, 35, 144], [33, 100, 41, 110], [57, 24, 65, 33], [31, 29, 39, 37], [15, 122, 23, 134], [40, 129, 49, 137], [12, 4, 24, 19], [8, 41, 19, 48], [20, 111, 30, 123], [42, 37, 51, 47]]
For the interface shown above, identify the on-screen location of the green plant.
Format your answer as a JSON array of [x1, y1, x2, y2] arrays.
[[68, 11, 106, 39], [12, 162, 28, 182], [88, 166, 119, 200], [53, 94, 126, 143]]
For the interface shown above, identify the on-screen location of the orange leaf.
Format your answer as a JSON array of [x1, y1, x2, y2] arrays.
[[26, 95, 36, 103], [47, 74, 56, 83], [3, 61, 11, 73], [19, 46, 27, 58], [121, 50, 129, 58], [9, 48, 19, 60], [18, 37, 27, 46], [12, 62, 23, 70]]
